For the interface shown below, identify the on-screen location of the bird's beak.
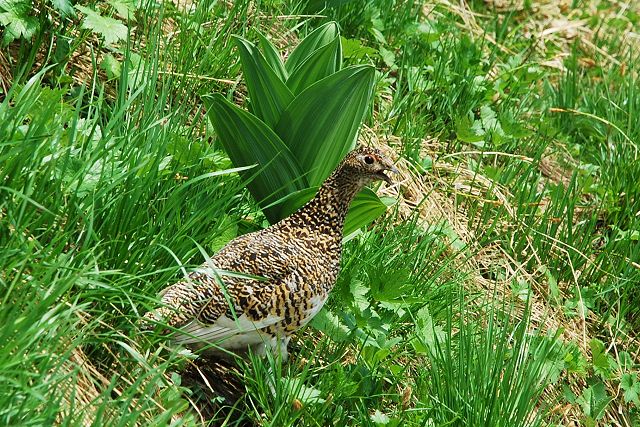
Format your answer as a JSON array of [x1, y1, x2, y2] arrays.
[[377, 162, 399, 184]]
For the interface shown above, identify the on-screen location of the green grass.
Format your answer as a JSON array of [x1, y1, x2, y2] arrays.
[[1, 0, 639, 425]]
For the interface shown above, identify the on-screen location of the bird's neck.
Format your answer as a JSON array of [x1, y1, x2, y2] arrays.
[[281, 167, 363, 237]]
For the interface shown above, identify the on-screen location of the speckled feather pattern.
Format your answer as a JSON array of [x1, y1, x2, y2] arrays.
[[144, 147, 395, 356]]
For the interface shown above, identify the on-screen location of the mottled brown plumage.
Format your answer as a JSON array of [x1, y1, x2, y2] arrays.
[[143, 147, 396, 359]]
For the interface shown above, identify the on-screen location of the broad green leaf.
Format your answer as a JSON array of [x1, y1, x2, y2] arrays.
[[343, 188, 390, 236], [256, 31, 288, 81], [75, 5, 127, 45], [276, 65, 375, 185], [285, 21, 340, 74], [286, 35, 341, 95], [203, 93, 307, 222], [234, 36, 294, 128]]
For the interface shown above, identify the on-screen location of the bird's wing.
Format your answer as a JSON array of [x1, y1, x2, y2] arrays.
[[173, 312, 282, 345], [167, 268, 285, 346], [154, 233, 294, 345]]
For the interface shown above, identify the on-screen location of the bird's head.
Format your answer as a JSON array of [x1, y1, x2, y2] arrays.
[[339, 146, 398, 186]]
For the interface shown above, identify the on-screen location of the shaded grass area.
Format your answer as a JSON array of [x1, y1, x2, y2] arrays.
[[1, 0, 639, 425]]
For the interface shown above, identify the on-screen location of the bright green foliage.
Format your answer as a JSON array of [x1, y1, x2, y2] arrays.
[[107, 0, 137, 20], [0, 3, 254, 422], [206, 22, 387, 226], [621, 374, 640, 406], [0, 0, 39, 45], [204, 93, 306, 209], [2, 0, 640, 426], [76, 5, 128, 45], [416, 304, 553, 427], [576, 381, 612, 422]]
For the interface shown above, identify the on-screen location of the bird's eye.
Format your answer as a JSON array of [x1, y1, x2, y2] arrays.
[[364, 155, 374, 165]]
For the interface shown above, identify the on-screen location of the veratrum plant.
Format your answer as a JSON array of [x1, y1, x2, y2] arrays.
[[204, 22, 391, 234]]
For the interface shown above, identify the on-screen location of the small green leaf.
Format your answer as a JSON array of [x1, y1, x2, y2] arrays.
[[590, 338, 613, 379], [618, 351, 634, 371], [438, 220, 466, 251], [379, 47, 396, 68], [100, 54, 121, 80], [563, 342, 588, 375], [76, 5, 128, 45], [412, 305, 445, 355], [621, 373, 640, 405], [51, 0, 75, 16], [370, 16, 386, 44], [107, 0, 136, 20], [543, 266, 560, 304], [350, 280, 370, 312], [341, 37, 377, 59], [409, 21, 441, 43], [455, 115, 484, 144], [282, 377, 325, 404], [125, 52, 145, 90], [370, 410, 390, 425], [420, 155, 433, 172], [480, 105, 504, 136], [576, 382, 611, 420], [310, 308, 350, 343], [370, 267, 412, 302]]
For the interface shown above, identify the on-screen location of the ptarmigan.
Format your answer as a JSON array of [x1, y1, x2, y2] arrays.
[[143, 147, 397, 360]]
